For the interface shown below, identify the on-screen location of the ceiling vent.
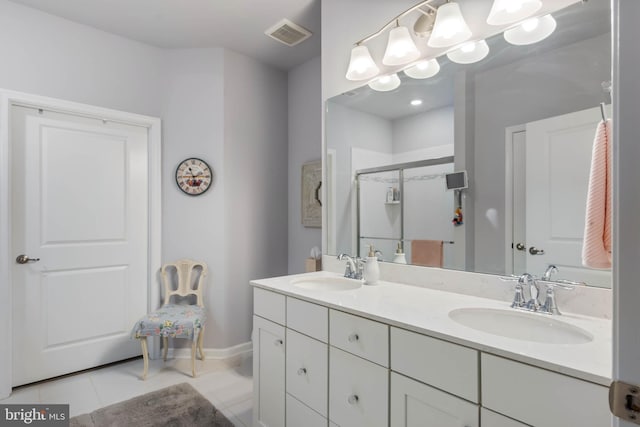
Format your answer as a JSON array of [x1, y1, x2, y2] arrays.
[[265, 19, 312, 47]]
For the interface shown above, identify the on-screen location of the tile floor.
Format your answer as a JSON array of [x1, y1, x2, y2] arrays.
[[0, 356, 254, 426]]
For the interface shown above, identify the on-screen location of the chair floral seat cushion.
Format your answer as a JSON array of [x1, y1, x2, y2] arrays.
[[131, 304, 205, 341]]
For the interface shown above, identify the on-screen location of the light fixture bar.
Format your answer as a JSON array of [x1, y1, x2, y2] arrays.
[[354, 0, 438, 46]]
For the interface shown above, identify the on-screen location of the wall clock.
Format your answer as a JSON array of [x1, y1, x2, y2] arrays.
[[175, 158, 213, 196]]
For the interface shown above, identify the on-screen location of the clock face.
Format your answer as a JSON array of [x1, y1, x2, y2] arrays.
[[175, 158, 213, 196]]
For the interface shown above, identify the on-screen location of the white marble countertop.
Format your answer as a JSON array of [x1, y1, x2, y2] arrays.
[[250, 271, 612, 386]]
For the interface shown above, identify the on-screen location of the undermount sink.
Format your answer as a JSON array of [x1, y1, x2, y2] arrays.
[[291, 276, 362, 291], [448, 308, 593, 344]]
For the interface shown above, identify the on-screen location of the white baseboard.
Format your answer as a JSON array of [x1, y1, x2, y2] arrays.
[[166, 341, 252, 361]]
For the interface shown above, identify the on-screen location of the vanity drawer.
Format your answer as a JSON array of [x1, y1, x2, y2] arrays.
[[481, 408, 529, 427], [286, 394, 327, 427], [329, 347, 388, 427], [286, 329, 328, 417], [390, 327, 478, 402], [390, 372, 478, 427], [253, 288, 285, 325], [481, 353, 609, 427], [287, 297, 328, 342], [329, 310, 389, 366]]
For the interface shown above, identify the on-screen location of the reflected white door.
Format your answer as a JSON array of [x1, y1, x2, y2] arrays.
[[11, 106, 149, 386], [525, 106, 611, 286]]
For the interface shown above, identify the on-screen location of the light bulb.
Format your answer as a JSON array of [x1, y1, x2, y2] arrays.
[[368, 73, 401, 92], [345, 45, 380, 81], [383, 26, 420, 66], [487, 0, 542, 26], [403, 58, 440, 79], [428, 2, 472, 48], [447, 40, 489, 64], [504, 14, 556, 45]]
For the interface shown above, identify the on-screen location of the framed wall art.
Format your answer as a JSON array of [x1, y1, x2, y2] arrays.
[[301, 160, 322, 228]]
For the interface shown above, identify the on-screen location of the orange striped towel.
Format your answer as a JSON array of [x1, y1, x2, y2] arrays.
[[582, 119, 612, 269]]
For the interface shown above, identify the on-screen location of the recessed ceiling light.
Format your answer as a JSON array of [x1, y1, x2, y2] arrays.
[[410, 99, 423, 106]]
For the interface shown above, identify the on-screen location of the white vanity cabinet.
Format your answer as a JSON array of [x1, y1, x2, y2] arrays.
[[390, 327, 479, 426], [252, 314, 285, 427], [252, 285, 610, 427], [328, 309, 389, 427], [481, 354, 610, 427]]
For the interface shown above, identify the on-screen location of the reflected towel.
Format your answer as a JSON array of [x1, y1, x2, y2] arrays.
[[582, 119, 612, 269], [411, 240, 443, 268]]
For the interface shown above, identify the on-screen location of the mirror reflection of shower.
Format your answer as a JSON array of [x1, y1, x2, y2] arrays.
[[357, 157, 458, 269]]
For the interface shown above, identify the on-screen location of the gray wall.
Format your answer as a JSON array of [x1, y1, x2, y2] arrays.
[[0, 0, 165, 116], [161, 48, 228, 347], [0, 0, 289, 350], [392, 107, 454, 154], [471, 33, 611, 275], [223, 50, 289, 346], [326, 102, 392, 255], [288, 56, 322, 274]]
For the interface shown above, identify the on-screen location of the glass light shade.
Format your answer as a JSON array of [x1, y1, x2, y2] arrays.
[[428, 2, 472, 48], [368, 73, 401, 92], [447, 40, 490, 64], [504, 14, 557, 45], [403, 58, 440, 79], [345, 45, 380, 81], [383, 26, 420, 66], [486, 0, 542, 26]]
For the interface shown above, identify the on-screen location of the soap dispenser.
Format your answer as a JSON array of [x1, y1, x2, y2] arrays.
[[393, 242, 407, 264], [364, 245, 380, 285]]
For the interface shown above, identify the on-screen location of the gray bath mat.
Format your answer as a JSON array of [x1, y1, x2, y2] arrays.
[[70, 382, 234, 427]]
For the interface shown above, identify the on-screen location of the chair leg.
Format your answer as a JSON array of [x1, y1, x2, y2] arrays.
[[191, 340, 197, 378], [197, 327, 205, 360], [140, 337, 149, 380], [162, 336, 168, 362]]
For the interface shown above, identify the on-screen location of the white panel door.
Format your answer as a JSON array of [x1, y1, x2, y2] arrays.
[[525, 106, 612, 286], [11, 106, 149, 386]]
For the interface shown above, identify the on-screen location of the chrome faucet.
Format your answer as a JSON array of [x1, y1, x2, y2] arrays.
[[542, 264, 558, 281], [511, 273, 531, 309], [525, 275, 541, 311], [337, 253, 363, 280], [538, 266, 577, 315]]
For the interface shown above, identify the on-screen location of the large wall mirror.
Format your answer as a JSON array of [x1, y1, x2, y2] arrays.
[[325, 0, 612, 287]]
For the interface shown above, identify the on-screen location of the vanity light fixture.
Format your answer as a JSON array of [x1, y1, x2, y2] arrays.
[[345, 0, 440, 82], [504, 14, 557, 45], [413, 9, 436, 38], [383, 23, 421, 66], [404, 58, 441, 79], [345, 44, 380, 81], [410, 99, 423, 106], [427, 1, 472, 48], [486, 0, 542, 26], [447, 39, 490, 64], [368, 73, 401, 92]]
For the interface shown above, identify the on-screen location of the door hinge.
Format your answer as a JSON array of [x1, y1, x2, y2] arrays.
[[610, 380, 640, 424]]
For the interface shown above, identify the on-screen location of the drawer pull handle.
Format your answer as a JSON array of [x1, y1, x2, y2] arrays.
[[297, 367, 307, 376], [274, 339, 283, 346], [348, 394, 359, 405], [348, 333, 359, 342]]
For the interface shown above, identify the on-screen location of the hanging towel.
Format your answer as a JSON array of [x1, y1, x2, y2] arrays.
[[411, 239, 444, 268], [582, 119, 612, 269]]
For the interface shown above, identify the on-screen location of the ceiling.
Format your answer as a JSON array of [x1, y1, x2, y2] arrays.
[[8, 0, 321, 70]]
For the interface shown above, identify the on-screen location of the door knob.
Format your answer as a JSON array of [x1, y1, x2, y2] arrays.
[[16, 254, 40, 264], [515, 243, 526, 251], [529, 247, 545, 255]]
